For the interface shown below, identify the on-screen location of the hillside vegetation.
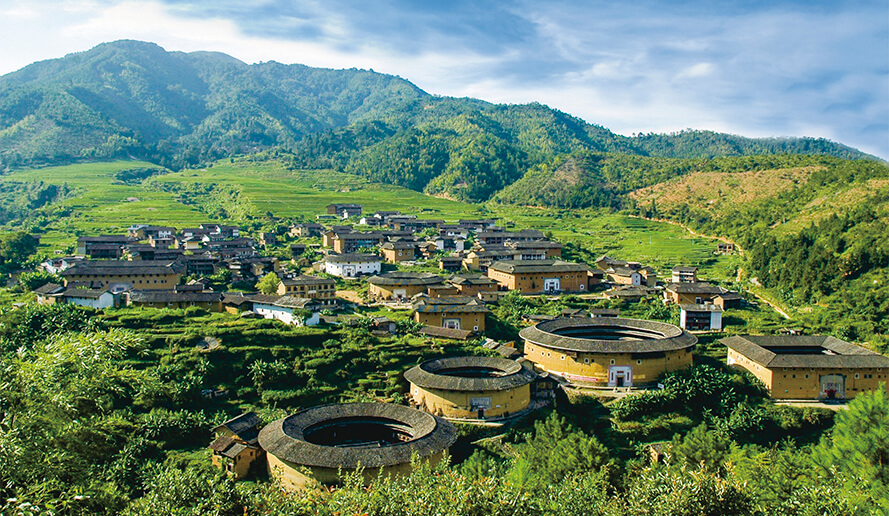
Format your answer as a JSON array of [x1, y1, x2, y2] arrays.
[[0, 40, 876, 204]]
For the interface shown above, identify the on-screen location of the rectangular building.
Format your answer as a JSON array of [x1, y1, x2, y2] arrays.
[[487, 260, 590, 294], [723, 335, 889, 399]]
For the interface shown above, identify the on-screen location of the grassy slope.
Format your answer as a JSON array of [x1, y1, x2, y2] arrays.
[[1, 158, 728, 280]]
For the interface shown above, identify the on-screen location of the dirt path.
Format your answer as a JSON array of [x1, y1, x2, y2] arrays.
[[336, 290, 364, 304]]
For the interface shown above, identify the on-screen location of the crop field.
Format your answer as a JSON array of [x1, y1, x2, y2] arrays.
[[3, 158, 733, 281]]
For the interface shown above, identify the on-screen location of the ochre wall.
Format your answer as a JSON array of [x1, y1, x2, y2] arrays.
[[413, 311, 487, 331], [64, 272, 181, 289], [727, 348, 889, 399], [267, 450, 447, 491], [523, 341, 693, 385], [410, 384, 530, 419], [368, 283, 428, 300], [486, 270, 587, 293]]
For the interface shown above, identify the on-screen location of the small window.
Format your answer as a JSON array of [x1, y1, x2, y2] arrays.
[[610, 359, 615, 365], [637, 360, 642, 365], [855, 373, 860, 379], [560, 355, 565, 360], [584, 358, 589, 364]]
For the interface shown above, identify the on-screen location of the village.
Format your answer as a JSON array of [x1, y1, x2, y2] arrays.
[[25, 202, 889, 489]]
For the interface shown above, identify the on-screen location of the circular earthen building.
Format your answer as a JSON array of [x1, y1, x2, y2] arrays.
[[258, 402, 457, 490], [520, 317, 697, 387], [405, 356, 537, 420]]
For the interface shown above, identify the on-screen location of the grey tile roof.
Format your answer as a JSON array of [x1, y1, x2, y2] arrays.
[[520, 317, 697, 354], [404, 356, 536, 392], [368, 272, 445, 287], [722, 335, 889, 369], [324, 253, 381, 264], [257, 403, 456, 469], [61, 260, 183, 276], [127, 290, 222, 303], [488, 260, 589, 274], [665, 282, 726, 295]]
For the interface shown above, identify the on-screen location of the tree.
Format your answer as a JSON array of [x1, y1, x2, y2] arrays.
[[816, 384, 889, 508], [0, 232, 39, 271], [255, 272, 281, 295]]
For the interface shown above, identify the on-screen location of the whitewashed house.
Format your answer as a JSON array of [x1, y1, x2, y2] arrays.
[[323, 253, 382, 278], [61, 288, 116, 309], [251, 295, 322, 326]]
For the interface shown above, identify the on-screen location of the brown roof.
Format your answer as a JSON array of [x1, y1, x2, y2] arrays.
[[368, 272, 445, 287], [722, 335, 889, 369], [257, 403, 456, 469], [520, 317, 697, 354], [404, 356, 536, 392], [413, 296, 490, 314], [488, 260, 590, 274]]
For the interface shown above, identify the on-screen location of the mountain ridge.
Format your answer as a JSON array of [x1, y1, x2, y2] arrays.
[[0, 40, 879, 203]]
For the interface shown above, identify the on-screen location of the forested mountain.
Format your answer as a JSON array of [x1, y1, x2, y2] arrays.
[[0, 40, 879, 202]]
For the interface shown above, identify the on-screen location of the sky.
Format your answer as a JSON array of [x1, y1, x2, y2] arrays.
[[1, 0, 887, 159]]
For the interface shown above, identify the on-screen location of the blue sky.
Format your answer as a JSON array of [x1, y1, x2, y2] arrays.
[[1, 0, 887, 158]]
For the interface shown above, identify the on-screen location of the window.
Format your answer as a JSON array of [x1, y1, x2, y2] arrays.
[[637, 360, 642, 365], [610, 359, 615, 365], [560, 355, 565, 360], [855, 373, 860, 379], [584, 358, 589, 364]]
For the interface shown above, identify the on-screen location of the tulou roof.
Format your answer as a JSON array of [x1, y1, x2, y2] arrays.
[[722, 335, 889, 369], [127, 290, 222, 303], [258, 403, 456, 469], [413, 296, 490, 314], [488, 260, 589, 274], [404, 356, 536, 392], [367, 272, 445, 287], [281, 274, 335, 286], [61, 260, 183, 276], [520, 317, 697, 354], [665, 282, 726, 295], [325, 253, 381, 264]]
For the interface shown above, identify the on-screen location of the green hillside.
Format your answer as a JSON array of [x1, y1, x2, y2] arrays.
[[0, 40, 878, 204]]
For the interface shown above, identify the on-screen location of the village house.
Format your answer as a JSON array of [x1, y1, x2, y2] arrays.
[[381, 241, 418, 263], [326, 203, 363, 218], [128, 225, 175, 240], [664, 282, 728, 305], [457, 219, 497, 231], [679, 303, 723, 332], [437, 225, 470, 239], [431, 235, 466, 253], [330, 231, 385, 254], [58, 287, 117, 309], [439, 256, 465, 272], [671, 266, 699, 284], [605, 266, 643, 286], [76, 235, 138, 256], [426, 283, 460, 297], [604, 285, 652, 302], [34, 282, 65, 303], [323, 253, 382, 278], [447, 273, 500, 297], [507, 240, 562, 260], [41, 256, 83, 275], [476, 229, 545, 246], [209, 412, 263, 480], [289, 223, 324, 238], [392, 219, 444, 233], [714, 291, 743, 309], [412, 295, 490, 332], [125, 290, 224, 312], [723, 335, 889, 400], [366, 272, 446, 301], [60, 260, 184, 292], [487, 260, 591, 294], [251, 295, 323, 326], [277, 275, 336, 305], [717, 242, 737, 254]]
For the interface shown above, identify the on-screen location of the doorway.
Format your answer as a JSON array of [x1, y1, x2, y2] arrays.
[[820, 374, 845, 399], [609, 366, 633, 387]]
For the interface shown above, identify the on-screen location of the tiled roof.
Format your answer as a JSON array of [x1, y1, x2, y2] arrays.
[[258, 403, 456, 469], [404, 356, 536, 392], [722, 335, 889, 369]]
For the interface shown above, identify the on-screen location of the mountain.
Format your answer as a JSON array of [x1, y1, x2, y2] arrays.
[[0, 40, 879, 202]]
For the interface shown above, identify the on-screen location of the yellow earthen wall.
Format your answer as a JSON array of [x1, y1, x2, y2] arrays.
[[410, 384, 530, 418], [523, 341, 693, 385]]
